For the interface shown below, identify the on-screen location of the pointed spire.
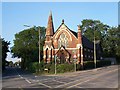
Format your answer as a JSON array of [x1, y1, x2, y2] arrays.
[[46, 11, 54, 36], [50, 10, 52, 16], [62, 19, 64, 24]]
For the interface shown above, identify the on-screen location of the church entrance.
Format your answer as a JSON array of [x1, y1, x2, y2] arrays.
[[60, 50, 66, 64], [56, 46, 71, 64]]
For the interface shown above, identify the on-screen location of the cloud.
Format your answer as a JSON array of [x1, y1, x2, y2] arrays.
[[6, 52, 21, 63]]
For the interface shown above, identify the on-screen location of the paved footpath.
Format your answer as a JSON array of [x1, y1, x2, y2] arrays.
[[2, 65, 119, 89]]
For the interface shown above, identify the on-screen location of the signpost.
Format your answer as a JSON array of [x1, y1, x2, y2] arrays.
[[73, 54, 77, 72], [55, 55, 57, 74]]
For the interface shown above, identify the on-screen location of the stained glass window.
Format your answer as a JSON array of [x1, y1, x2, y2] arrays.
[[58, 33, 68, 48]]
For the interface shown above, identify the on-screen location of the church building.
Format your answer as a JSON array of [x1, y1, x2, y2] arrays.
[[43, 12, 102, 66]]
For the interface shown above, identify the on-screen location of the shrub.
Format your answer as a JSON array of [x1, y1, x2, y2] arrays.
[[96, 60, 111, 67], [28, 61, 44, 73], [28, 62, 39, 73], [56, 63, 74, 73], [83, 60, 111, 70], [76, 64, 82, 70], [83, 61, 94, 70], [44, 62, 55, 74]]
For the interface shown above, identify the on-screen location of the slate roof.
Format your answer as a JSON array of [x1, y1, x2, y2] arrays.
[[54, 22, 100, 49], [70, 30, 94, 49]]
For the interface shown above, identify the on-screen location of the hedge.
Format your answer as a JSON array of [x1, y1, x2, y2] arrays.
[[56, 63, 74, 73], [27, 60, 111, 74], [83, 60, 111, 70]]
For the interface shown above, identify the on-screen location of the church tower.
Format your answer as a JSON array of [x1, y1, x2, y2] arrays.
[[46, 11, 54, 41], [43, 11, 54, 63]]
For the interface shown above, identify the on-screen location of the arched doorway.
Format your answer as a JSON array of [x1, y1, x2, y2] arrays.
[[56, 46, 71, 64], [60, 50, 65, 64]]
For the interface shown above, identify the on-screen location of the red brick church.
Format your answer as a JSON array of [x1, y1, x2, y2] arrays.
[[43, 12, 102, 66]]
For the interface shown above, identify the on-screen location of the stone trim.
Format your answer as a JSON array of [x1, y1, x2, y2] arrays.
[[54, 48, 77, 50], [54, 29, 72, 41]]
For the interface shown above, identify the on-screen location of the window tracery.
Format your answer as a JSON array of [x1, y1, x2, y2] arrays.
[[58, 33, 68, 48]]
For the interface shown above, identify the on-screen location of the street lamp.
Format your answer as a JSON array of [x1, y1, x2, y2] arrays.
[[24, 25, 41, 64]]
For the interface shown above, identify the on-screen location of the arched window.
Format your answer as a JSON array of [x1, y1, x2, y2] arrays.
[[58, 33, 68, 48]]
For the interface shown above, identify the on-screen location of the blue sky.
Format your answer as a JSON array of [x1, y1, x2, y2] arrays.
[[2, 2, 118, 63]]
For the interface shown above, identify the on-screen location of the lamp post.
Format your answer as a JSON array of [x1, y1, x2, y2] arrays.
[[24, 25, 41, 64]]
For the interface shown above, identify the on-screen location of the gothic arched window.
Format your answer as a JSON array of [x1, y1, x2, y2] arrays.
[[58, 33, 68, 48]]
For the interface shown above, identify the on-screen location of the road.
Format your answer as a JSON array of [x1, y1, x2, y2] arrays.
[[2, 65, 119, 89]]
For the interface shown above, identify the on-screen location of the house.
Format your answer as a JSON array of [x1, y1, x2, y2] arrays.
[[43, 12, 102, 66]]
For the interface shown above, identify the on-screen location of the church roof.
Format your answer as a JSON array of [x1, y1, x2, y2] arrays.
[[54, 20, 100, 49], [70, 29, 101, 50], [70, 29, 94, 49]]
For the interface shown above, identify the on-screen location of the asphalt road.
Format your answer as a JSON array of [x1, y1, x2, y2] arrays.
[[2, 65, 119, 89]]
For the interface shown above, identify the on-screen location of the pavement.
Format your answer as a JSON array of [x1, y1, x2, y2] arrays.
[[2, 65, 119, 89]]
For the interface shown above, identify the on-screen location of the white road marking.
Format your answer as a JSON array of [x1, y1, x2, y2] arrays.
[[52, 79, 65, 84], [55, 68, 118, 88], [67, 68, 118, 88], [25, 79, 31, 84], [20, 77, 23, 79], [39, 82, 52, 88]]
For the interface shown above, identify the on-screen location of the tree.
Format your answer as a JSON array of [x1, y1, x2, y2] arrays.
[[1, 38, 10, 71], [9, 61, 14, 67], [11, 26, 46, 69], [103, 26, 120, 63], [81, 19, 109, 57], [81, 19, 120, 63], [81, 19, 109, 42]]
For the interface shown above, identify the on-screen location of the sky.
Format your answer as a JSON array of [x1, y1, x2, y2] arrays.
[[1, 2, 118, 63]]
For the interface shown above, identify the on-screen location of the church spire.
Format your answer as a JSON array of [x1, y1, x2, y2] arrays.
[[46, 11, 54, 36]]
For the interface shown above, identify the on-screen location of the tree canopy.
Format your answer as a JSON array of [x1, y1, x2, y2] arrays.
[[11, 26, 46, 69], [81, 19, 120, 63], [1, 38, 10, 70]]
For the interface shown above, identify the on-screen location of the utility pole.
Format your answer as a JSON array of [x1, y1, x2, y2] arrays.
[[38, 27, 41, 64], [24, 25, 41, 64], [94, 26, 96, 68]]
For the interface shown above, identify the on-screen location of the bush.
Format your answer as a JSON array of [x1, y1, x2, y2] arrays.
[[28, 61, 44, 73], [83, 60, 111, 70], [28, 62, 39, 73], [97, 60, 111, 67], [28, 60, 111, 74], [76, 64, 82, 70], [83, 61, 94, 70], [56, 63, 74, 73], [44, 63, 55, 74]]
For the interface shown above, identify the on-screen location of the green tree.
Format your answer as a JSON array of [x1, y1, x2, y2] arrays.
[[11, 26, 46, 69], [81, 19, 120, 63], [103, 26, 120, 63], [1, 38, 10, 71], [81, 19, 109, 42], [9, 61, 14, 67]]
